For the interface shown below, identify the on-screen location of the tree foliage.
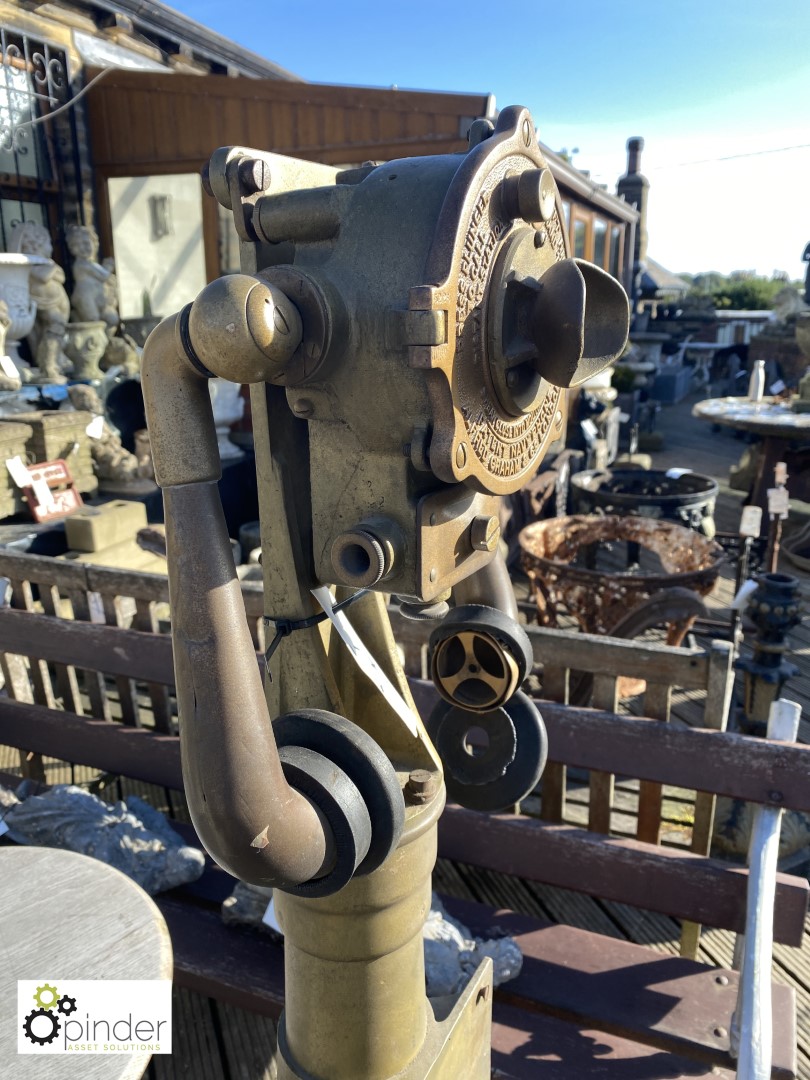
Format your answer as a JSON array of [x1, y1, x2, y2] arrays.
[[680, 271, 798, 311]]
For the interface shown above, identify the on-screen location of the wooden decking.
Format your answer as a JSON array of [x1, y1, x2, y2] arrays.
[[2, 389, 809, 1079]]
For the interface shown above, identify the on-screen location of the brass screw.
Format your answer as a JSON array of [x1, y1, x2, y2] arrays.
[[238, 157, 269, 194], [470, 515, 500, 552], [715, 975, 729, 986], [522, 118, 533, 146], [405, 769, 437, 804], [534, 229, 547, 248], [455, 442, 467, 469]]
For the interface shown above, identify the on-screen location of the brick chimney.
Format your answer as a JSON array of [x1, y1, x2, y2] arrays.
[[617, 136, 649, 268]]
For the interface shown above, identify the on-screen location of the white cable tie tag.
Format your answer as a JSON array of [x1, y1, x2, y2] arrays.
[[5, 455, 32, 489], [739, 505, 762, 538], [85, 415, 105, 439], [665, 468, 691, 479], [769, 379, 786, 395], [311, 585, 418, 737], [31, 477, 56, 511], [262, 896, 283, 935], [580, 418, 598, 442], [731, 579, 759, 610], [0, 354, 19, 380], [0, 818, 8, 837], [767, 486, 789, 519]]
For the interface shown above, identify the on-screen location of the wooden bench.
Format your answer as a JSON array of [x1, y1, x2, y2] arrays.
[[0, 550, 807, 1078]]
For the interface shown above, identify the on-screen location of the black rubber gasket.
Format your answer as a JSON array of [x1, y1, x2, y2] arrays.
[[427, 690, 547, 812], [432, 705, 516, 786], [277, 744, 371, 898], [274, 709, 404, 877], [429, 604, 533, 711]]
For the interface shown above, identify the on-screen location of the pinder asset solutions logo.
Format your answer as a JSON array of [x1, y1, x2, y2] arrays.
[[17, 980, 172, 1055]]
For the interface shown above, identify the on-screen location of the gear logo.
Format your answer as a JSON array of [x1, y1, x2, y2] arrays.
[[22, 984, 79, 1046], [33, 983, 59, 1010]]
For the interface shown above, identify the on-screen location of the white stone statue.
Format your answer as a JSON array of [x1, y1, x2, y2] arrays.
[[0, 300, 23, 391], [66, 225, 119, 332], [7, 222, 69, 382]]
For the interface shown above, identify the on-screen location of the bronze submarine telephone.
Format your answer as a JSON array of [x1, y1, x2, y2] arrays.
[[142, 105, 629, 1079]]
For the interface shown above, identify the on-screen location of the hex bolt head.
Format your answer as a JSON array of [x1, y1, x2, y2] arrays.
[[238, 157, 269, 194], [406, 769, 438, 804], [470, 514, 501, 552]]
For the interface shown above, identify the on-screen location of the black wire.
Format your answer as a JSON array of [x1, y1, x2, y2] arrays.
[[263, 589, 369, 674]]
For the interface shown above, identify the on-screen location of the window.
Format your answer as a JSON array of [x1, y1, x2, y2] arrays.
[[610, 224, 622, 279], [573, 218, 587, 259], [0, 30, 83, 256], [593, 219, 607, 268]]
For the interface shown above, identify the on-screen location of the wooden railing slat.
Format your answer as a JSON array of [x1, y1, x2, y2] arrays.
[[588, 674, 618, 834]]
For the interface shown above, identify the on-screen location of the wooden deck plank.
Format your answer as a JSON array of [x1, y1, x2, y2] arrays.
[[152, 987, 227, 1080], [214, 1000, 278, 1080]]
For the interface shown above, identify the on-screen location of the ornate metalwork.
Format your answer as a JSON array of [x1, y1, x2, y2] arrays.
[[0, 30, 69, 156]]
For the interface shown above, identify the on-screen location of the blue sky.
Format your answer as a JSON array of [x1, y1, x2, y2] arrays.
[[170, 0, 810, 278]]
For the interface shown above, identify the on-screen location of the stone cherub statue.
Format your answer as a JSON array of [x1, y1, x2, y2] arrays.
[[0, 300, 23, 391], [66, 225, 119, 332], [8, 220, 70, 383], [65, 384, 149, 484]]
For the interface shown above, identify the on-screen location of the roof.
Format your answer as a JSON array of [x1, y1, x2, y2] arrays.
[[540, 143, 638, 224], [642, 258, 689, 295], [71, 0, 301, 79]]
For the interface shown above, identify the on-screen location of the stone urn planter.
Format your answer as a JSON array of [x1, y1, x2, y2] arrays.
[[0, 252, 48, 364], [64, 320, 108, 381]]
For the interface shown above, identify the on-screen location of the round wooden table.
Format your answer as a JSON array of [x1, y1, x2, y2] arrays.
[[692, 396, 810, 519], [0, 846, 172, 1080]]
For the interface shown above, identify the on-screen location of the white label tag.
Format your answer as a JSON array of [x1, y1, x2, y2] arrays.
[[311, 586, 418, 737], [580, 418, 598, 442], [262, 897, 283, 934], [767, 486, 789, 519], [665, 468, 691, 479], [0, 354, 19, 380], [31, 477, 56, 511], [774, 462, 788, 486], [732, 579, 759, 610], [0, 818, 8, 837], [5, 455, 32, 488], [739, 505, 763, 537], [769, 379, 786, 395], [85, 415, 105, 439]]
